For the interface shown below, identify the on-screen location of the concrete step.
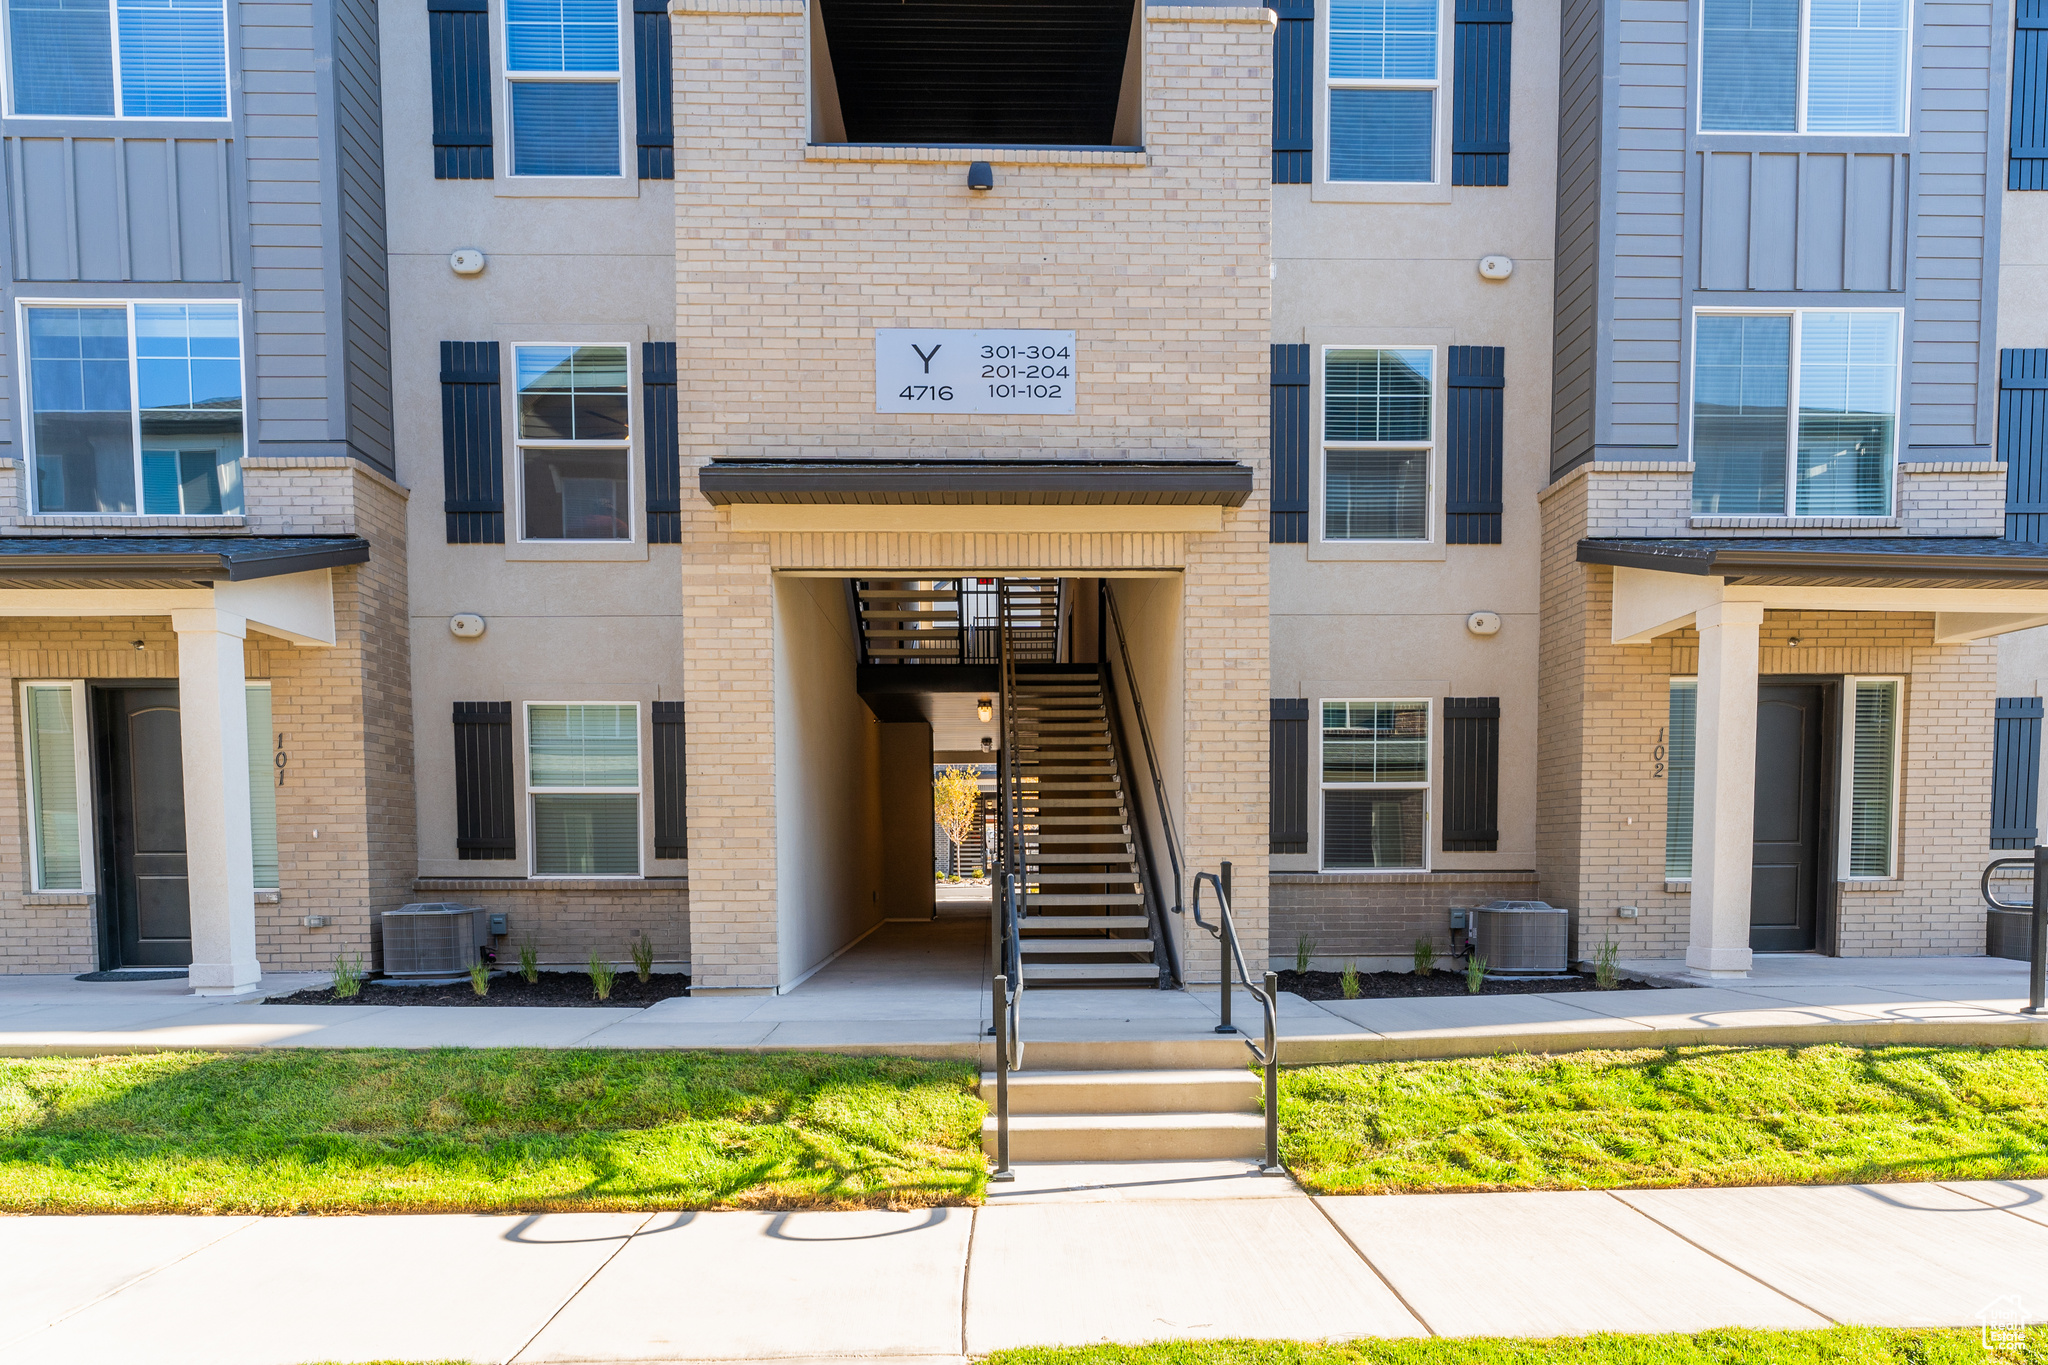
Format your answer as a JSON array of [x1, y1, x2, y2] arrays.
[[1024, 961, 1158, 982], [1026, 892, 1146, 906], [1028, 871, 1141, 884], [977, 1068, 1261, 1114], [1028, 853, 1140, 865], [981, 1112, 1264, 1160]]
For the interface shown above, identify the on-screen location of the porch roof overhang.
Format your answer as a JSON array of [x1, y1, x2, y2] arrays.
[[698, 458, 1253, 532], [1580, 537, 2048, 646], [0, 536, 369, 590], [0, 537, 366, 646]]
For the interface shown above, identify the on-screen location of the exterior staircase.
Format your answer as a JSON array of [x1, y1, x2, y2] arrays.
[[852, 578, 962, 663], [1009, 665, 1163, 986], [979, 1066, 1265, 1159]]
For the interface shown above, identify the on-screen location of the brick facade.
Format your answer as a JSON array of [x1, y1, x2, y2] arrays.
[[412, 878, 689, 967], [1271, 871, 1541, 970], [672, 0, 1274, 988]]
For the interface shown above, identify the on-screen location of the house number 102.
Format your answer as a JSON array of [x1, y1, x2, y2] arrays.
[[1652, 726, 1666, 779]]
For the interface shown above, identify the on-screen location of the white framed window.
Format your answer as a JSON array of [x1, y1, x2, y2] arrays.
[[1318, 699, 1430, 870], [23, 681, 93, 893], [526, 702, 641, 877], [503, 0, 625, 177], [1664, 678, 1697, 880], [1840, 676, 1901, 879], [1325, 0, 1443, 182], [3, 0, 229, 118], [1698, 0, 1909, 134], [1322, 345, 1433, 542], [20, 300, 245, 518], [246, 682, 278, 890], [513, 344, 633, 541], [1690, 308, 1901, 518]]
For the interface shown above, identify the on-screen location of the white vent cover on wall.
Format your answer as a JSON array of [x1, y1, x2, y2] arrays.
[[1470, 900, 1570, 977]]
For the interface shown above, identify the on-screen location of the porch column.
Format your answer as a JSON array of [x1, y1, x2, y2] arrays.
[[1687, 600, 1763, 978], [172, 608, 259, 995]]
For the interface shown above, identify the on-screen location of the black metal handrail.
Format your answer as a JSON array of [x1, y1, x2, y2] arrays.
[[1190, 863, 1284, 1174], [1981, 850, 2047, 1015], [987, 581, 1030, 1181], [1099, 656, 1180, 988], [1100, 582, 1184, 912]]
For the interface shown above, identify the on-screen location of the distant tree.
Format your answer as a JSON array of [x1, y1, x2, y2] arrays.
[[933, 766, 982, 872]]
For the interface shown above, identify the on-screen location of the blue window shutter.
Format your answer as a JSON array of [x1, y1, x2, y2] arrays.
[[453, 702, 516, 859], [1451, 0, 1511, 186], [1993, 696, 2043, 848], [1271, 343, 1310, 543], [430, 0, 494, 180], [441, 341, 505, 544], [1270, 699, 1309, 854], [1443, 696, 1500, 850], [644, 341, 681, 543], [633, 0, 674, 179], [1446, 345, 1505, 544], [1272, 0, 1313, 184], [2013, 0, 2048, 189], [2002, 349, 2048, 540]]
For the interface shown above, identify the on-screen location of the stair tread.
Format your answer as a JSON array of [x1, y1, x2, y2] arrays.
[[1021, 915, 1151, 929], [1018, 938, 1155, 953], [1024, 962, 1159, 979], [1025, 893, 1147, 905], [981, 1112, 1262, 1130]]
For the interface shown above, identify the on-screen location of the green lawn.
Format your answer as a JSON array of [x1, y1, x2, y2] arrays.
[[0, 1049, 985, 1214], [1281, 1044, 2048, 1194], [989, 1327, 2046, 1365]]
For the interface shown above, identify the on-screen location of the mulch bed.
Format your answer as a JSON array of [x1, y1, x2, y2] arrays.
[[1275, 967, 1671, 1000], [265, 970, 691, 1007]]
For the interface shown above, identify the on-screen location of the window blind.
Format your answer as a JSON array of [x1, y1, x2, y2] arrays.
[[116, 0, 228, 117], [1692, 314, 1789, 516], [1699, 0, 1796, 131], [1849, 680, 1898, 877], [1324, 790, 1425, 868], [530, 704, 640, 876], [27, 686, 83, 891], [1804, 0, 1905, 133], [1326, 449, 1428, 540], [9, 0, 116, 115], [511, 82, 622, 177], [246, 685, 278, 890], [1664, 680, 1696, 880], [1329, 88, 1434, 182], [1795, 312, 1897, 517], [1329, 0, 1436, 78], [1326, 348, 1431, 440], [530, 703, 639, 787]]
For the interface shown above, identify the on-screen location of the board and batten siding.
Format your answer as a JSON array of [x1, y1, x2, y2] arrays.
[[0, 0, 393, 474], [1551, 0, 2011, 474]]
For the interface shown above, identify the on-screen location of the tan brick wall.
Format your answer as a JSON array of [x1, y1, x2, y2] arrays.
[[673, 1, 1274, 987], [1554, 459, 2007, 541], [1271, 870, 1540, 969], [412, 878, 689, 967], [0, 462, 412, 976], [1539, 471, 2000, 960]]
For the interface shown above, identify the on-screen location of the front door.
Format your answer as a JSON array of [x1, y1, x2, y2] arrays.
[[95, 686, 191, 967], [1750, 683, 1830, 952]]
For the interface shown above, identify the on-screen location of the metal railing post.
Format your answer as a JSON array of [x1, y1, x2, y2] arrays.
[[1261, 969, 1281, 1174], [1214, 859, 1236, 1035], [2032, 846, 2047, 1015], [991, 972, 1013, 1181]]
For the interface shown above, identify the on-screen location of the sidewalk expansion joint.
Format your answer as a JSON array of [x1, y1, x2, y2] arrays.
[[0, 1214, 258, 1355], [1603, 1191, 1838, 1325], [507, 1210, 659, 1364], [1304, 1191, 1438, 1337]]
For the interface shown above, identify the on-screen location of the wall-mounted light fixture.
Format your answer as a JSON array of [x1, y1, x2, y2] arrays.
[[976, 697, 993, 723], [967, 161, 995, 191], [981, 736, 993, 753]]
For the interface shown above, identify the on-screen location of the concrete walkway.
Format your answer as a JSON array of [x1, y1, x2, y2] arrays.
[[1, 1167, 2043, 1363], [2, 923, 2041, 1059]]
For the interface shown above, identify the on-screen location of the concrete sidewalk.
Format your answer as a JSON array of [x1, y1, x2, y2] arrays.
[[1, 943, 2041, 1060], [1, 1167, 2044, 1363]]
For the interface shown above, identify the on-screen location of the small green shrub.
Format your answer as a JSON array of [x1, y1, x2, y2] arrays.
[[1340, 961, 1361, 1000], [518, 940, 540, 985], [331, 953, 365, 998], [1412, 937, 1437, 977], [588, 952, 616, 1002], [469, 961, 490, 997], [1594, 935, 1620, 989], [1465, 954, 1487, 994], [630, 931, 654, 984], [1295, 934, 1316, 974]]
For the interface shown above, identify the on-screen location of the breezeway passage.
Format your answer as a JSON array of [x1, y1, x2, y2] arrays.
[[3, 1173, 2046, 1363]]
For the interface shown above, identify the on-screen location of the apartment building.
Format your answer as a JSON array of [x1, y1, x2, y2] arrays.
[[0, 0, 405, 988], [5, 0, 2045, 990]]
